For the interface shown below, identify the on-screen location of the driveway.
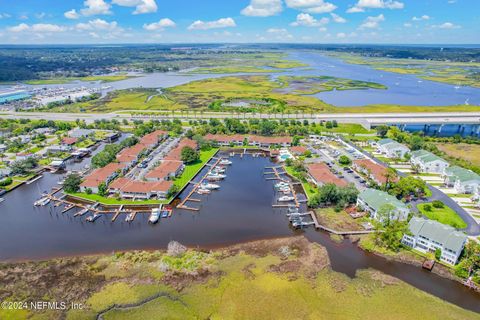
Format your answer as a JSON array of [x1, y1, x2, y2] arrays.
[[341, 137, 480, 236]]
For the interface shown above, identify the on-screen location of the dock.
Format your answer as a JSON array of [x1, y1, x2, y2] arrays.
[[111, 205, 124, 222], [177, 157, 223, 211]]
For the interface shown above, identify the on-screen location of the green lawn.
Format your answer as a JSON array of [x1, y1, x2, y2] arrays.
[[417, 203, 467, 229], [316, 123, 374, 135], [173, 148, 219, 189], [284, 165, 317, 199], [68, 192, 168, 205]]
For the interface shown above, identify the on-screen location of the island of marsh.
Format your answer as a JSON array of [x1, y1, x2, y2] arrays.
[[42, 74, 478, 114], [1, 237, 478, 320]]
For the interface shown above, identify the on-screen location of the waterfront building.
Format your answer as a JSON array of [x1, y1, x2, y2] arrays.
[[377, 138, 410, 158], [306, 162, 347, 187], [402, 217, 467, 265], [353, 159, 391, 185], [356, 188, 409, 222], [410, 150, 449, 174], [80, 163, 126, 193], [145, 160, 184, 182], [443, 166, 480, 194], [108, 178, 173, 200]]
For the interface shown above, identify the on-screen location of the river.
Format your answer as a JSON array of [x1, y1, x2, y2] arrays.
[[10, 50, 480, 107], [0, 149, 479, 312]]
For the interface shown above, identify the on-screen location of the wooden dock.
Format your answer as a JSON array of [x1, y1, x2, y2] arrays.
[[177, 157, 223, 211]]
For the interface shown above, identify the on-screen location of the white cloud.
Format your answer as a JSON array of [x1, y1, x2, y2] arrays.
[[266, 28, 293, 40], [80, 0, 112, 16], [35, 12, 47, 19], [89, 32, 100, 38], [403, 22, 412, 27], [112, 0, 158, 14], [434, 22, 460, 29], [412, 15, 429, 21], [188, 18, 236, 30], [64, 9, 80, 20], [359, 14, 385, 29], [348, 0, 404, 13], [76, 19, 120, 31], [8, 23, 29, 32], [290, 13, 328, 27], [330, 13, 346, 23], [336, 32, 346, 38], [8, 23, 65, 33], [285, 0, 337, 14], [32, 24, 65, 32], [0, 13, 11, 19], [241, 0, 283, 17], [143, 18, 176, 31]]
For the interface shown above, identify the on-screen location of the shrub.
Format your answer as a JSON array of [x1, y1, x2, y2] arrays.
[[435, 248, 442, 261], [0, 177, 13, 187], [423, 204, 432, 212], [432, 200, 444, 209]]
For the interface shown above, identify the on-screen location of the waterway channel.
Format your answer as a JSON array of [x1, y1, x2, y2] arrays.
[[0, 148, 479, 312], [7, 50, 480, 107]]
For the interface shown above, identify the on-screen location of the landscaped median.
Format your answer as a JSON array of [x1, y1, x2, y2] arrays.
[[68, 148, 219, 206], [417, 202, 467, 229]]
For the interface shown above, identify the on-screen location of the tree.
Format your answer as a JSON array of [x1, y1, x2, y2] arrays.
[[435, 248, 442, 261], [338, 155, 352, 166], [423, 204, 432, 212], [64, 173, 82, 193], [180, 146, 199, 164], [376, 125, 389, 138], [432, 200, 444, 208], [98, 182, 107, 197], [382, 168, 397, 191]]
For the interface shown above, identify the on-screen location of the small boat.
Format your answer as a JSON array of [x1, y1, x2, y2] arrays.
[[278, 196, 295, 202], [202, 182, 220, 190], [213, 166, 226, 173], [149, 208, 161, 224], [57, 179, 65, 185], [161, 210, 170, 218], [34, 197, 50, 206], [207, 173, 226, 180], [196, 188, 211, 195], [86, 214, 101, 222], [219, 159, 232, 165], [0, 198, 4, 204], [274, 182, 289, 189], [125, 212, 135, 222]]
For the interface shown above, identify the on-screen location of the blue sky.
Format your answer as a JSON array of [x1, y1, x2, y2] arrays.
[[0, 0, 478, 44]]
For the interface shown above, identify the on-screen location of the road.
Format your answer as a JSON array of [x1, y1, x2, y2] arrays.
[[341, 137, 480, 236], [2, 110, 480, 129]]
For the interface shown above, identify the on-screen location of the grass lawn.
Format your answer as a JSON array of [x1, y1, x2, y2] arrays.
[[316, 123, 373, 135], [24, 74, 133, 85], [284, 165, 317, 199], [417, 203, 467, 229], [315, 207, 364, 231], [172, 148, 219, 189], [436, 143, 480, 167], [68, 192, 168, 205]]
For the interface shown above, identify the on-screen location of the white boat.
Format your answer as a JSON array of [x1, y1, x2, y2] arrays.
[[74, 206, 90, 217], [213, 166, 226, 173], [278, 196, 295, 202], [219, 159, 232, 165], [274, 182, 289, 188], [125, 212, 135, 222], [207, 173, 226, 180], [0, 198, 4, 204], [86, 214, 101, 222], [196, 188, 211, 195], [201, 182, 220, 190], [149, 207, 161, 224], [34, 197, 50, 206]]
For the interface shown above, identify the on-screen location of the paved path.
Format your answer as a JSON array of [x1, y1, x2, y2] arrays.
[[341, 137, 480, 236]]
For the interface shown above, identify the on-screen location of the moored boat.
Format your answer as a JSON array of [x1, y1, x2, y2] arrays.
[[219, 159, 232, 165], [86, 214, 101, 222], [149, 208, 161, 224], [34, 197, 50, 206], [278, 195, 294, 202], [201, 182, 220, 190]]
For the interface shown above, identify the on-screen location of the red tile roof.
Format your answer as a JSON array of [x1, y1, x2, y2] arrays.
[[109, 178, 173, 194], [139, 130, 168, 147], [204, 134, 245, 143], [165, 139, 198, 161], [353, 159, 390, 184], [116, 144, 147, 163], [62, 137, 77, 145], [307, 163, 347, 186], [249, 135, 292, 144], [145, 160, 183, 180], [290, 146, 308, 155], [81, 163, 125, 188]]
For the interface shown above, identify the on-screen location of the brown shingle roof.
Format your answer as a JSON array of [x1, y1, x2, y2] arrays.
[[353, 159, 390, 184], [81, 163, 125, 188], [109, 178, 173, 194], [307, 162, 347, 186], [145, 160, 183, 180]]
